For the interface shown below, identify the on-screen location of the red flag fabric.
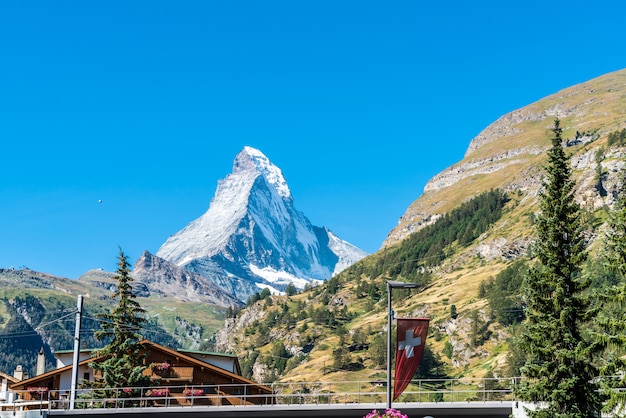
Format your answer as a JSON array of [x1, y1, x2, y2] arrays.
[[394, 318, 430, 400]]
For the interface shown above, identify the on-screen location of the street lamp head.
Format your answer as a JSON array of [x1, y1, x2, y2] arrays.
[[386, 280, 419, 289]]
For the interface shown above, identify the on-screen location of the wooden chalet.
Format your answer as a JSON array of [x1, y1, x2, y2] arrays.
[[11, 340, 273, 407]]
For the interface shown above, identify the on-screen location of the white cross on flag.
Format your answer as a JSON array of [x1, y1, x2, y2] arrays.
[[394, 318, 429, 400]]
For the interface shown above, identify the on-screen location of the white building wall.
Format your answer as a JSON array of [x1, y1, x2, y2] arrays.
[[0, 378, 7, 401], [184, 354, 235, 373], [56, 352, 93, 369], [58, 364, 92, 392]]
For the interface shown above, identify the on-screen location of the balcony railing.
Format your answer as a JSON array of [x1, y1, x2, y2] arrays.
[[1, 377, 517, 411]]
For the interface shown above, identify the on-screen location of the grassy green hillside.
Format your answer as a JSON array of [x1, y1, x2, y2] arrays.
[[217, 190, 521, 383], [387, 69, 626, 246], [216, 69, 626, 385], [0, 268, 227, 376]]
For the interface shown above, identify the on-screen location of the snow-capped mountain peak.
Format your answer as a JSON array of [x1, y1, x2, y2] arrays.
[[157, 147, 282, 265], [155, 147, 368, 302], [237, 146, 291, 200]]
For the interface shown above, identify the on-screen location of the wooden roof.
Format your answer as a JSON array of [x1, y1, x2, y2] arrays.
[[0, 370, 19, 384], [11, 339, 271, 393]]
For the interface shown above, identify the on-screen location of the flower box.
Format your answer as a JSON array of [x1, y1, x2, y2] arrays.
[[183, 388, 204, 397], [364, 409, 408, 418], [146, 388, 170, 397], [151, 362, 172, 372], [26, 386, 48, 400]]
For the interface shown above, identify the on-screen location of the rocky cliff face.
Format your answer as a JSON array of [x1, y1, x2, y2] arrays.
[[131, 251, 243, 307], [384, 69, 626, 249], [155, 147, 368, 303]]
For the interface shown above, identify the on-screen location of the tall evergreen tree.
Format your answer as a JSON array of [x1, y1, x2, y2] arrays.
[[516, 119, 603, 417], [603, 171, 626, 279], [87, 249, 151, 393], [596, 171, 626, 416]]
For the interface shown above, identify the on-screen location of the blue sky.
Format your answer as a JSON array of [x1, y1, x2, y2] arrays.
[[1, 1, 625, 279]]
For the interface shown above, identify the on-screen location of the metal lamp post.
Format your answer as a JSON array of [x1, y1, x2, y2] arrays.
[[386, 280, 419, 409]]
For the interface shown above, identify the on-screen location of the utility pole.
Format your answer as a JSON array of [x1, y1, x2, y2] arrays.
[[69, 295, 83, 410]]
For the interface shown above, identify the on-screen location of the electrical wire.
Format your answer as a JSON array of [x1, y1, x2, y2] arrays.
[[35, 311, 78, 330]]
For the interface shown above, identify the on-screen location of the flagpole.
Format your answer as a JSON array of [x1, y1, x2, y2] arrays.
[[386, 280, 419, 409]]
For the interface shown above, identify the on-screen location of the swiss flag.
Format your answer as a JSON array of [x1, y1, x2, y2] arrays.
[[394, 318, 430, 400]]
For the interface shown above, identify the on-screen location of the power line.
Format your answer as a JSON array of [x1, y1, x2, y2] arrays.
[[35, 311, 78, 330]]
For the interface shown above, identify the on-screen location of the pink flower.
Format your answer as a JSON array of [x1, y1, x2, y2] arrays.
[[148, 388, 170, 397], [27, 386, 48, 394], [151, 362, 172, 371], [183, 388, 204, 397], [363, 409, 407, 418]]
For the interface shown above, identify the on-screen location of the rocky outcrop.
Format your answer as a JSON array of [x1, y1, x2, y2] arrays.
[[131, 251, 242, 307], [215, 302, 267, 353], [424, 147, 545, 193], [384, 69, 626, 248], [440, 313, 489, 368], [464, 111, 545, 157], [79, 269, 151, 298], [476, 238, 531, 262]]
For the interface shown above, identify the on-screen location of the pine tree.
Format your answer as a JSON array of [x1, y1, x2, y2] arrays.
[[87, 249, 151, 395], [516, 119, 603, 417], [596, 171, 626, 416], [603, 171, 626, 279]]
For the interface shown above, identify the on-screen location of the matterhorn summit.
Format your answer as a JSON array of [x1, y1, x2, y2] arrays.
[[156, 146, 367, 302]]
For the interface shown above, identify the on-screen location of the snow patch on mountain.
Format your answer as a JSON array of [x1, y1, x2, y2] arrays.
[[249, 264, 315, 289], [255, 283, 283, 295]]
